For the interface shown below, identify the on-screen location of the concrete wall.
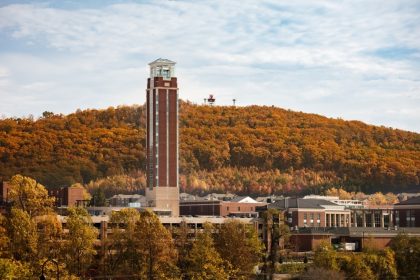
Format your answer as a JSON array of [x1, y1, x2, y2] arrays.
[[146, 186, 180, 217]]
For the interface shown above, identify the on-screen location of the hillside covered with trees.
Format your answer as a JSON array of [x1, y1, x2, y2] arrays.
[[0, 102, 419, 195]]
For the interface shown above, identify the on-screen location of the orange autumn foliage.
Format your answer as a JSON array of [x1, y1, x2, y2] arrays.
[[0, 101, 418, 195]]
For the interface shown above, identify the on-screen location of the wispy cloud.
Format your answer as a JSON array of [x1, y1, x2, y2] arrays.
[[0, 0, 419, 132]]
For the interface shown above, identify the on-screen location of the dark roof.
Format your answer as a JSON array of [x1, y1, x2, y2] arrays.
[[268, 198, 338, 210], [395, 196, 420, 205], [231, 196, 244, 202]]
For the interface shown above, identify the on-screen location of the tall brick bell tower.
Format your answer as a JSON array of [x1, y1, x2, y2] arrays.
[[145, 58, 179, 216]]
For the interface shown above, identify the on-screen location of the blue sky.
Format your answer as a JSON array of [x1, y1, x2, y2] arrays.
[[0, 1, 419, 132]]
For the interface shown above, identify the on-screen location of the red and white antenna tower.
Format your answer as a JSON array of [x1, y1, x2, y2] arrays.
[[207, 94, 215, 105]]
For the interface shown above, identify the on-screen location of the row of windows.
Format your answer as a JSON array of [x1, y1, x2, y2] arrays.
[[303, 213, 321, 226], [226, 206, 254, 211], [303, 213, 321, 220]]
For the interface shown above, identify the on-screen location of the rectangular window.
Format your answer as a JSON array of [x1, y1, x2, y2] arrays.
[[366, 213, 372, 227], [375, 212, 381, 227], [407, 210, 415, 227], [162, 69, 170, 79], [406, 210, 411, 227]]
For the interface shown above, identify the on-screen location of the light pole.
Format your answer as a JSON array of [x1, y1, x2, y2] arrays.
[[39, 259, 59, 280]]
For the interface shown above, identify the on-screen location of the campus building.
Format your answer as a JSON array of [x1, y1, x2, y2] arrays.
[[48, 185, 86, 207], [393, 196, 420, 227], [52, 194, 420, 254], [303, 195, 364, 209], [145, 59, 180, 216], [260, 196, 420, 251], [109, 194, 146, 207], [267, 197, 352, 228], [180, 196, 267, 217]]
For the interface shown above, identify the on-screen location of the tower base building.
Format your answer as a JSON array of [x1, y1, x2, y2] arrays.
[[146, 187, 179, 216]]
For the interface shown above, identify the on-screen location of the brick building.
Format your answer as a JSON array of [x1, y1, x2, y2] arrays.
[[261, 196, 420, 251], [268, 197, 351, 228], [180, 196, 266, 217], [289, 227, 420, 251], [48, 186, 85, 207]]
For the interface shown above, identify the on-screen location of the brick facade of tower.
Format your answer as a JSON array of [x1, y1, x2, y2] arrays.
[[145, 59, 179, 216]]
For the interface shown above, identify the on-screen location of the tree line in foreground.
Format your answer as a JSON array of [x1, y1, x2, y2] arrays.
[[1, 175, 420, 279], [0, 102, 418, 195], [0, 175, 263, 279]]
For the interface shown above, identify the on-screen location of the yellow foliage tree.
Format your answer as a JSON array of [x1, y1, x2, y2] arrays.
[[103, 208, 141, 277], [367, 192, 388, 206], [215, 220, 264, 279], [135, 210, 179, 280], [7, 174, 54, 218], [186, 223, 230, 280], [313, 241, 339, 271], [7, 208, 38, 262], [325, 187, 352, 200], [62, 207, 98, 277], [0, 214, 9, 258], [0, 258, 32, 279]]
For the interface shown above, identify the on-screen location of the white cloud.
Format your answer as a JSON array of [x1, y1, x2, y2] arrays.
[[20, 81, 55, 91], [0, 66, 9, 77], [0, 1, 418, 131]]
